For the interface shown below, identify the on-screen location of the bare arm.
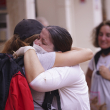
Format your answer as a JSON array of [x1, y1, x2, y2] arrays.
[[25, 47, 93, 83], [86, 68, 93, 91], [24, 49, 45, 83], [53, 47, 93, 67], [14, 46, 93, 83]]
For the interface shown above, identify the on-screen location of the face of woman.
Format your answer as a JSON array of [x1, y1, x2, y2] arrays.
[[34, 28, 54, 52], [98, 25, 110, 49]]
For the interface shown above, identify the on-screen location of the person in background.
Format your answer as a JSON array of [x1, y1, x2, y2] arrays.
[[36, 17, 49, 26], [86, 20, 110, 110]]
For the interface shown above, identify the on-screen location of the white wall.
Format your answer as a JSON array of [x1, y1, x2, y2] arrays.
[[72, 0, 102, 73], [6, 0, 35, 38], [25, 0, 36, 19], [105, 0, 110, 20], [93, 0, 102, 26], [36, 0, 66, 26], [36, 0, 75, 42], [7, 0, 26, 38]]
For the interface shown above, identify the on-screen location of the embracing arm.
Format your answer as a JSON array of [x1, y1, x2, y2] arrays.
[[24, 49, 45, 83], [29, 66, 80, 92], [24, 47, 93, 83], [14, 46, 93, 83], [53, 47, 93, 67]]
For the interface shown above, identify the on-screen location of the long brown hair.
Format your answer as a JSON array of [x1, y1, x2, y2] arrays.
[[2, 34, 39, 54]]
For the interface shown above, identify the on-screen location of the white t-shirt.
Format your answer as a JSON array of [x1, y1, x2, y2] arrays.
[[30, 65, 90, 110], [89, 55, 110, 71], [88, 54, 110, 110]]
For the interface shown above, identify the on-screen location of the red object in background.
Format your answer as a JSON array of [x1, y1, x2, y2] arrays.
[[0, 0, 6, 9], [80, 0, 86, 3]]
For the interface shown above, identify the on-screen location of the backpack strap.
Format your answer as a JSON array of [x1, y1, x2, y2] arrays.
[[94, 50, 102, 66], [42, 90, 61, 110], [42, 91, 55, 110], [34, 90, 61, 110], [54, 90, 61, 110], [94, 50, 102, 75], [33, 91, 54, 110], [33, 100, 43, 108], [14, 56, 24, 67]]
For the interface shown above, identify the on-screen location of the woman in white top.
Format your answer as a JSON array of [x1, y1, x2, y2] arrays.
[[86, 20, 110, 110], [14, 20, 92, 110]]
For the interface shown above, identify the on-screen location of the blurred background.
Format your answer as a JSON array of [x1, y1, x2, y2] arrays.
[[0, 0, 110, 74]]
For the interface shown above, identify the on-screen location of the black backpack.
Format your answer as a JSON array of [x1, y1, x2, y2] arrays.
[[0, 53, 24, 110]]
